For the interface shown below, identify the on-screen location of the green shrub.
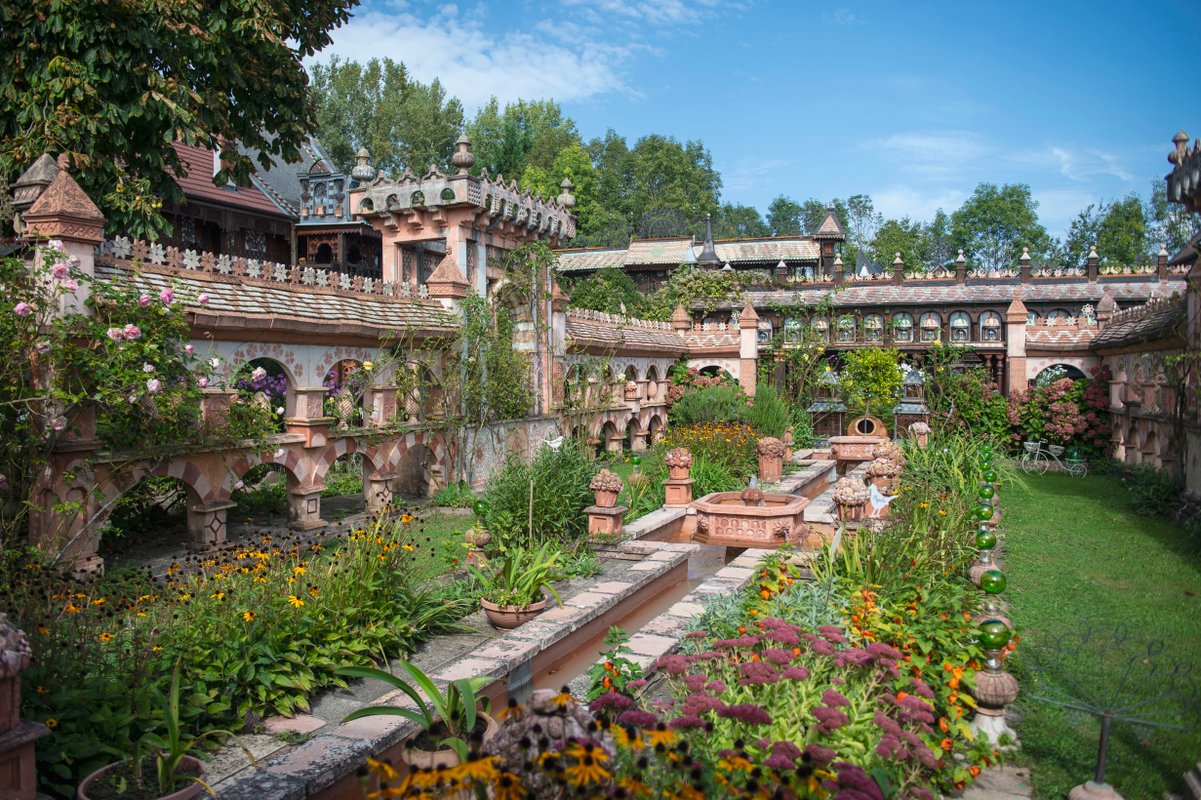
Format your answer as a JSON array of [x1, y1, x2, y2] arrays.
[[431, 481, 476, 508], [746, 384, 791, 438], [690, 455, 744, 497], [668, 384, 749, 426], [1124, 465, 1182, 518], [483, 438, 594, 542], [322, 456, 364, 497], [789, 406, 817, 448]]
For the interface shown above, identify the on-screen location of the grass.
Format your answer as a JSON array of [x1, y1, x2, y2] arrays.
[[1002, 471, 1201, 798], [409, 509, 478, 580]]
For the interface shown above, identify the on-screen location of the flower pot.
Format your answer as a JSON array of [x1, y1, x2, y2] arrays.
[[667, 466, 690, 480], [78, 756, 206, 800], [402, 712, 500, 771], [464, 528, 491, 547], [480, 597, 548, 630], [593, 489, 619, 508], [836, 501, 864, 522]]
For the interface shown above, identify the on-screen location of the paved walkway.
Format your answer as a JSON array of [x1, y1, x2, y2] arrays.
[[962, 765, 1034, 799]]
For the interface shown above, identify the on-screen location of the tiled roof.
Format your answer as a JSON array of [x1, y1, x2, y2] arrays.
[[814, 208, 846, 238], [565, 315, 687, 353], [713, 238, 819, 262], [1091, 297, 1186, 350], [1026, 327, 1098, 348], [171, 142, 295, 218], [723, 278, 1187, 309], [95, 263, 456, 335], [556, 248, 628, 273], [239, 139, 332, 215], [626, 238, 695, 265]]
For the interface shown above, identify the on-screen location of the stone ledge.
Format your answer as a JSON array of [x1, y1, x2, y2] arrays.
[[258, 734, 373, 794], [215, 770, 309, 800]]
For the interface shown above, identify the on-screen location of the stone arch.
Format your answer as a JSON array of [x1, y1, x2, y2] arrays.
[[647, 413, 664, 444], [624, 415, 643, 451], [599, 419, 620, 455], [697, 364, 724, 377], [225, 446, 307, 497], [1034, 363, 1087, 385], [226, 343, 304, 386]]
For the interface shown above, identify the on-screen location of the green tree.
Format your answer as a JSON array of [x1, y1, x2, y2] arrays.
[[922, 209, 955, 268], [871, 217, 924, 272], [626, 134, 721, 233], [767, 196, 805, 236], [1063, 204, 1102, 268], [951, 183, 1054, 269], [713, 203, 770, 239], [0, 0, 356, 239], [1146, 180, 1201, 254], [1095, 195, 1149, 267], [565, 268, 645, 315], [309, 57, 463, 176], [844, 194, 882, 255], [467, 98, 581, 179], [837, 348, 902, 420]]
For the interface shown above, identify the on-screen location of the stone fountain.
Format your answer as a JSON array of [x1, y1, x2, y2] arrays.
[[692, 476, 812, 549]]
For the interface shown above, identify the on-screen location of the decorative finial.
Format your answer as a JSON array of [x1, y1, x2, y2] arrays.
[[451, 135, 475, 175], [1170, 130, 1190, 165], [833, 253, 843, 267], [893, 251, 903, 266], [1158, 243, 1169, 257], [1087, 244, 1098, 260], [56, 153, 70, 172], [697, 213, 720, 267], [350, 147, 376, 182], [556, 177, 575, 209], [956, 248, 966, 264], [1021, 247, 1031, 262]]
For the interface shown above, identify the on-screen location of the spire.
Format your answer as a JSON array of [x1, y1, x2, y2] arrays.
[[813, 203, 846, 239], [697, 214, 720, 268]]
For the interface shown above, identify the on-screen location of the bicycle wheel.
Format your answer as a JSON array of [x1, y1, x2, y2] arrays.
[[1068, 462, 1087, 478], [1020, 454, 1035, 475], [1031, 454, 1049, 475]]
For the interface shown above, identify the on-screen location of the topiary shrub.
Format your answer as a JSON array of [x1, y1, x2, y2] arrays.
[[746, 384, 791, 438]]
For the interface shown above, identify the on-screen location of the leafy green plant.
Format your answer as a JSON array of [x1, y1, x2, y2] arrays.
[[746, 384, 791, 438], [1123, 464, 1182, 517], [587, 628, 641, 700], [482, 438, 594, 542], [690, 454, 744, 496], [339, 663, 491, 760], [838, 347, 903, 420], [431, 481, 477, 508], [472, 541, 566, 608], [668, 384, 749, 426]]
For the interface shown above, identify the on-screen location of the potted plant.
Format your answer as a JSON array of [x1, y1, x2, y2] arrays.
[[832, 476, 870, 522], [339, 662, 497, 769], [78, 662, 250, 800], [472, 542, 565, 629]]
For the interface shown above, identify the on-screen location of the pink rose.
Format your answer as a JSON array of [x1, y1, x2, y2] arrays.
[[146, 378, 162, 394], [159, 288, 174, 305], [13, 302, 32, 317], [138, 294, 151, 307], [122, 324, 141, 340], [143, 363, 155, 373], [64, 279, 79, 292], [51, 416, 67, 431], [198, 377, 209, 388], [197, 292, 210, 306], [52, 263, 69, 279], [106, 327, 124, 342], [251, 366, 267, 382], [48, 239, 63, 251], [185, 344, 194, 355]]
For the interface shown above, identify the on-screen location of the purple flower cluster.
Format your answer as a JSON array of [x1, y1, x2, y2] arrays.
[[812, 705, 850, 733], [716, 703, 772, 725], [738, 661, 779, 686]]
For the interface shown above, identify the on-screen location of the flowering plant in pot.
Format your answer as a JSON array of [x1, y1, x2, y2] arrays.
[[589, 469, 624, 507], [471, 541, 565, 629], [339, 662, 496, 767], [77, 662, 250, 800]]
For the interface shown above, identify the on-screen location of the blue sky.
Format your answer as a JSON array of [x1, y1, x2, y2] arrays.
[[314, 0, 1201, 239]]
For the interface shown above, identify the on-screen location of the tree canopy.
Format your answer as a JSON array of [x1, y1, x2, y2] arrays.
[[0, 0, 358, 238], [951, 183, 1054, 269]]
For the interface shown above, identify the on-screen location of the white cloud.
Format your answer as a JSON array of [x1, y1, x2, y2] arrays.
[[723, 158, 793, 193], [1013, 145, 1133, 182], [312, 7, 632, 110], [866, 130, 990, 181], [831, 8, 866, 25], [871, 185, 969, 222]]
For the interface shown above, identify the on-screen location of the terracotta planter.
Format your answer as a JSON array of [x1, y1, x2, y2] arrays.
[[667, 466, 690, 480], [78, 756, 206, 800], [836, 501, 865, 522], [402, 713, 499, 771], [480, 597, 548, 630], [464, 528, 491, 548], [593, 489, 619, 508]]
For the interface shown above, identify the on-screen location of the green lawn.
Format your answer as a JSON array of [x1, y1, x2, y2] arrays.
[[1003, 472, 1201, 798], [409, 509, 477, 580]]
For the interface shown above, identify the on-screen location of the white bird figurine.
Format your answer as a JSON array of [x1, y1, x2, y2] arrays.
[[543, 435, 565, 451], [868, 483, 898, 517]]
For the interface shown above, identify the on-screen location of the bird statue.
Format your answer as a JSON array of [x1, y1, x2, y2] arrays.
[[542, 435, 565, 451], [868, 482, 898, 517]]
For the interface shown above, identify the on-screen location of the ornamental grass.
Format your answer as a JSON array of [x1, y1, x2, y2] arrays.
[[2, 507, 472, 798]]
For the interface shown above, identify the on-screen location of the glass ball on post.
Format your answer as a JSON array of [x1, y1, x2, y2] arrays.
[[979, 569, 1007, 594], [970, 618, 1020, 745], [982, 467, 998, 483], [630, 454, 641, 474], [979, 484, 995, 500], [976, 527, 998, 550], [977, 618, 1011, 651], [976, 502, 994, 521]]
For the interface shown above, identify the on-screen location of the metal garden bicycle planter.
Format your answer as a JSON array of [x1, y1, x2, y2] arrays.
[[1021, 438, 1088, 477]]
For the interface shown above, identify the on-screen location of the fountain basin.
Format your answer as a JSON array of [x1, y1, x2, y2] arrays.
[[692, 491, 811, 548], [829, 435, 886, 473]]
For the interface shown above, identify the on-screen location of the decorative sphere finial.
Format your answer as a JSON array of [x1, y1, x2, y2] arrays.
[[451, 135, 475, 174], [556, 177, 576, 209]]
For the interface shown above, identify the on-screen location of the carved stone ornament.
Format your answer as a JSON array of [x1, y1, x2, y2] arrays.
[[664, 448, 693, 469], [866, 457, 902, 478], [588, 469, 624, 494], [755, 437, 787, 458]]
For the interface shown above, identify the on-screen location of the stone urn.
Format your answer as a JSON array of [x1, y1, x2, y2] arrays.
[[664, 448, 693, 480], [623, 380, 639, 401], [832, 476, 869, 522], [872, 439, 904, 466], [756, 437, 787, 483], [908, 421, 930, 448], [333, 387, 355, 429], [589, 469, 624, 508], [866, 457, 902, 490]]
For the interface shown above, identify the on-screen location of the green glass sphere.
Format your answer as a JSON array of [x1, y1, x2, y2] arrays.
[[631, 455, 642, 466], [976, 529, 998, 550], [978, 619, 1011, 650], [979, 453, 994, 468], [982, 468, 998, 482], [976, 503, 995, 521], [472, 499, 490, 518], [981, 442, 993, 455], [979, 569, 1007, 594], [979, 485, 995, 500]]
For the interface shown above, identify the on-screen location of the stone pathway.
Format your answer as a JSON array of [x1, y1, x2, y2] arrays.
[[961, 766, 1034, 799]]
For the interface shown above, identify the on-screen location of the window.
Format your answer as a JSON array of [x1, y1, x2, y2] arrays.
[[836, 315, 856, 342], [440, 187, 456, 201], [757, 320, 773, 344], [919, 312, 942, 343], [864, 314, 883, 342], [812, 318, 829, 342], [950, 311, 971, 342], [980, 311, 1003, 342], [892, 313, 914, 343], [784, 317, 801, 343]]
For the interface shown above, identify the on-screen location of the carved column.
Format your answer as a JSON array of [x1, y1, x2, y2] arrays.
[[186, 500, 235, 550], [739, 301, 759, 398], [288, 484, 327, 531], [285, 387, 333, 448], [0, 615, 47, 800]]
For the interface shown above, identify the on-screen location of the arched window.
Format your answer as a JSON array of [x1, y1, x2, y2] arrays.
[[757, 319, 773, 344], [950, 311, 971, 342], [1027, 311, 1038, 325], [812, 318, 829, 342], [784, 317, 801, 343], [892, 313, 914, 343], [864, 314, 883, 342], [836, 315, 856, 342], [1046, 308, 1070, 324], [980, 311, 1003, 342], [919, 312, 942, 343]]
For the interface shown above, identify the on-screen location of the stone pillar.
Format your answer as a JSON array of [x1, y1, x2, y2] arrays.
[[1019, 248, 1031, 282], [365, 472, 397, 511], [288, 484, 327, 531], [756, 437, 786, 482], [739, 301, 759, 398], [630, 430, 649, 452], [606, 432, 624, 453], [28, 455, 104, 574], [671, 306, 691, 334], [587, 470, 627, 539], [954, 249, 966, 281], [1087, 244, 1099, 282], [0, 616, 47, 800], [663, 448, 694, 507], [186, 499, 235, 549], [1157, 243, 1169, 280], [285, 387, 333, 448], [830, 246, 843, 283], [365, 386, 399, 428], [1005, 291, 1028, 394]]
